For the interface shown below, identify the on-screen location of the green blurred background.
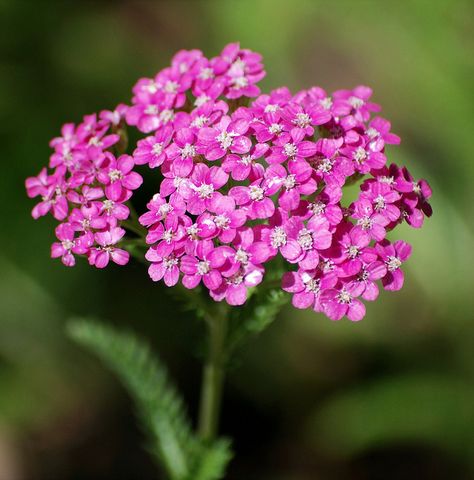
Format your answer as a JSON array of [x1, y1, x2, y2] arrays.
[[1, 0, 473, 478]]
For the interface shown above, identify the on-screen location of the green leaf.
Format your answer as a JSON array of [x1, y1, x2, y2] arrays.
[[67, 318, 198, 480], [191, 439, 233, 480], [227, 287, 289, 355]]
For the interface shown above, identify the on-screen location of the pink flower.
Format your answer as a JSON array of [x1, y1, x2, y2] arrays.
[[376, 240, 412, 291], [26, 43, 432, 320], [266, 128, 317, 164], [133, 125, 173, 168], [320, 283, 366, 321], [198, 115, 251, 161], [97, 153, 143, 201], [282, 269, 337, 310], [146, 247, 182, 286], [280, 102, 331, 136], [89, 227, 130, 269], [211, 264, 264, 305], [51, 223, 93, 267], [180, 240, 228, 290], [347, 261, 387, 301], [265, 164, 317, 211], [333, 85, 381, 122], [181, 164, 229, 215], [222, 143, 268, 181], [229, 179, 275, 220]]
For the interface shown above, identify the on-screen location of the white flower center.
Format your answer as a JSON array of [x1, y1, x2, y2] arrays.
[[199, 67, 214, 80], [216, 130, 237, 150], [386, 256, 401, 271], [197, 260, 210, 275], [240, 155, 252, 166], [379, 175, 395, 185], [214, 214, 230, 229], [264, 104, 279, 113], [108, 169, 123, 181], [152, 143, 164, 155], [232, 76, 248, 89], [163, 229, 174, 243], [103, 199, 114, 212], [318, 158, 333, 173], [227, 272, 244, 285], [187, 223, 199, 239], [298, 228, 313, 250], [357, 216, 373, 230], [163, 255, 179, 269], [146, 82, 158, 94], [374, 195, 386, 211], [321, 97, 333, 109], [194, 95, 210, 107], [269, 123, 282, 135], [366, 127, 379, 138], [145, 105, 158, 115], [81, 219, 90, 230], [270, 226, 287, 248], [62, 240, 75, 251], [234, 248, 249, 264], [283, 174, 297, 190], [347, 245, 360, 258], [191, 115, 208, 128], [249, 185, 264, 201], [196, 183, 214, 199], [158, 203, 173, 217], [160, 109, 174, 124], [293, 112, 311, 128], [337, 289, 352, 304], [354, 147, 367, 164], [349, 96, 364, 109], [181, 144, 196, 158], [164, 81, 179, 94], [309, 202, 326, 215], [173, 176, 187, 189], [284, 143, 298, 157], [305, 278, 321, 293]]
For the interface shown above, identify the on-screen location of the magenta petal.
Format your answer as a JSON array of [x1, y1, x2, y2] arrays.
[[227, 284, 247, 305], [293, 292, 314, 309], [347, 299, 365, 321], [203, 270, 222, 290], [123, 172, 143, 190], [324, 300, 346, 321], [111, 248, 130, 266], [164, 266, 180, 286], [253, 198, 275, 219], [231, 136, 252, 154], [95, 251, 110, 269], [280, 240, 302, 261], [282, 272, 302, 293], [106, 182, 122, 202], [149, 263, 165, 281], [383, 268, 404, 291], [182, 274, 201, 289]]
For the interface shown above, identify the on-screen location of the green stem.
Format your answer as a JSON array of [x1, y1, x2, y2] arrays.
[[197, 305, 229, 442]]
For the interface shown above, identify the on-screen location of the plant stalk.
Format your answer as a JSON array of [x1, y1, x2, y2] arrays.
[[197, 306, 228, 442]]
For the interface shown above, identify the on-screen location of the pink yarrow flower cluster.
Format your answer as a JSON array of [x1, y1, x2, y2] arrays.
[[26, 43, 432, 320]]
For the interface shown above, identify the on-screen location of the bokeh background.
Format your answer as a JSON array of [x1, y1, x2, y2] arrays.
[[1, 0, 473, 479]]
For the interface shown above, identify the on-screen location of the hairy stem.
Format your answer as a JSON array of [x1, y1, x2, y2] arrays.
[[198, 304, 229, 442]]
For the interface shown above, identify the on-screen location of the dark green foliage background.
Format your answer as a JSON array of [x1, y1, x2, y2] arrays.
[[0, 1, 473, 479]]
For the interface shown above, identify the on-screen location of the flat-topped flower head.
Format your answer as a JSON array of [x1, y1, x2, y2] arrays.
[[26, 43, 432, 320]]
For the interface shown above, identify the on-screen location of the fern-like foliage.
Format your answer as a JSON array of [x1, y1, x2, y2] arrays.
[[191, 439, 233, 480], [227, 287, 289, 356], [67, 318, 232, 480]]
